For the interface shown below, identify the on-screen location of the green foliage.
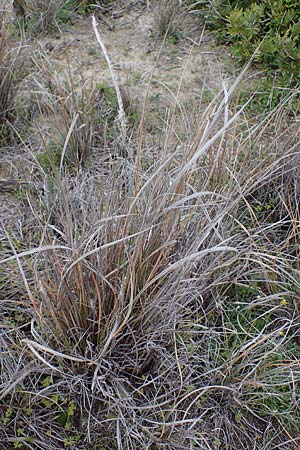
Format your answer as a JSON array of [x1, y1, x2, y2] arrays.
[[56, 0, 75, 23], [56, 400, 76, 430], [14, 188, 28, 202], [96, 81, 139, 136], [227, 1, 300, 72], [41, 376, 53, 388], [18, 0, 89, 36], [0, 124, 10, 146], [36, 143, 62, 173], [3, 407, 13, 426], [96, 81, 118, 125], [237, 79, 284, 114], [219, 304, 300, 432], [192, 0, 300, 107], [167, 31, 181, 45], [63, 434, 80, 448], [1, 386, 80, 449]]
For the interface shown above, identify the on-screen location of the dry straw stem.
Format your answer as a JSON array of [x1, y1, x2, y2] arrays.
[[92, 15, 127, 141], [157, 0, 181, 37]]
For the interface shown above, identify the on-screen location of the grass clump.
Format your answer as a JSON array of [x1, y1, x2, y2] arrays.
[[1, 35, 300, 450], [155, 0, 182, 39], [29, 58, 140, 174], [0, 18, 22, 146], [29, 65, 124, 171], [13, 0, 85, 35]]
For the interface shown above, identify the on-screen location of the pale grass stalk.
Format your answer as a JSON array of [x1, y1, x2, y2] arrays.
[[92, 15, 127, 140], [59, 112, 78, 172], [0, 244, 70, 264]]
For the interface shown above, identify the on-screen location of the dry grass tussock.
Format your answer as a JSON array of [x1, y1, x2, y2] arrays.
[[1, 18, 300, 450], [155, 0, 181, 37], [0, 15, 23, 145], [13, 0, 69, 34]]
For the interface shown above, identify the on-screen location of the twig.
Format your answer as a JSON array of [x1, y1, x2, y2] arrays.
[[92, 15, 127, 141]]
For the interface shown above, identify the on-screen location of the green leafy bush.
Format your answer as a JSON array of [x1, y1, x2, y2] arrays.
[[192, 0, 300, 85]]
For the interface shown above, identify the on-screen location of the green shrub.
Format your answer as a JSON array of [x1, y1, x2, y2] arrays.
[[190, 0, 300, 102]]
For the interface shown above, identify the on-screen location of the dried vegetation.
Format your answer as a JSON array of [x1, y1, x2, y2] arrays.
[[1, 1, 300, 449]]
